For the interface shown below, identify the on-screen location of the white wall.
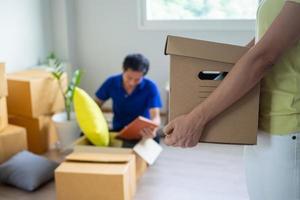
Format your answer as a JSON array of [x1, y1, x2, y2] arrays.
[[74, 0, 255, 112], [0, 0, 255, 111], [0, 0, 253, 111], [0, 0, 53, 73], [50, 0, 78, 77]]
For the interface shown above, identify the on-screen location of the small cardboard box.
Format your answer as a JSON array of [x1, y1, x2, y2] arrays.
[[55, 152, 136, 200], [0, 63, 8, 97], [165, 35, 259, 145], [8, 114, 57, 154], [6, 69, 67, 118], [74, 136, 162, 181], [0, 98, 8, 132], [0, 124, 27, 163]]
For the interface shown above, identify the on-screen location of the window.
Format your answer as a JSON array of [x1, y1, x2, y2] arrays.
[[138, 0, 259, 31]]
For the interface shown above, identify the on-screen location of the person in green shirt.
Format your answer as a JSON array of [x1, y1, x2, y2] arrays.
[[164, 0, 300, 199]]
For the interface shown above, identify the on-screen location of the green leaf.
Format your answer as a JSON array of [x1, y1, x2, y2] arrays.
[[47, 52, 56, 60]]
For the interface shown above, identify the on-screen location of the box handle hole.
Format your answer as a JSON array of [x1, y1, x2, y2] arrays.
[[198, 71, 228, 80]]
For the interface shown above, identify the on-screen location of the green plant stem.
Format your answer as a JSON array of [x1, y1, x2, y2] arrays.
[[66, 102, 71, 120], [56, 78, 71, 121]]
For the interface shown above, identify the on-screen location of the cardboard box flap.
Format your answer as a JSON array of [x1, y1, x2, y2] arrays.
[[164, 35, 249, 64], [74, 136, 162, 165], [7, 69, 51, 78], [66, 152, 133, 163], [7, 70, 67, 81], [74, 136, 134, 154]]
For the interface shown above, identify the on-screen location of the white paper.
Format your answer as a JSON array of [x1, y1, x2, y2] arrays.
[[133, 138, 163, 165]]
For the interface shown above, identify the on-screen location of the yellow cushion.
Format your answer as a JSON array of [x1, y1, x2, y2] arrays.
[[73, 87, 109, 146]]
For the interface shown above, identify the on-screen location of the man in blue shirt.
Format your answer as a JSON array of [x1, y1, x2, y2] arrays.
[[95, 54, 162, 143]]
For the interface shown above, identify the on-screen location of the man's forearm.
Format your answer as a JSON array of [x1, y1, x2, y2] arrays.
[[150, 108, 161, 125], [95, 98, 104, 108], [152, 115, 161, 126]]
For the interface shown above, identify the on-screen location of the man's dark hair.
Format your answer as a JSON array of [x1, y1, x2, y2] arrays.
[[122, 53, 149, 75]]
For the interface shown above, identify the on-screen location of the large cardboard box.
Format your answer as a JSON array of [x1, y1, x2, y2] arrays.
[[0, 63, 8, 97], [6, 69, 67, 118], [0, 98, 8, 131], [74, 136, 162, 181], [55, 152, 136, 200], [0, 125, 27, 163], [165, 35, 259, 145], [8, 115, 57, 154]]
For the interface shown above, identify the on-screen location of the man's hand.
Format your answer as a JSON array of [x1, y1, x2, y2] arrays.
[[140, 127, 157, 139], [163, 111, 206, 148]]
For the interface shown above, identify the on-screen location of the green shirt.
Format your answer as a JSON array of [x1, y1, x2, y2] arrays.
[[258, 0, 300, 134]]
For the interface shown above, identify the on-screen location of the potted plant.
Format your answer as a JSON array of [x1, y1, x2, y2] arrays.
[[47, 53, 82, 150]]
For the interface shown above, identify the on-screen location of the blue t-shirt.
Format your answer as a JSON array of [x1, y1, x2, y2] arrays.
[[95, 74, 162, 131]]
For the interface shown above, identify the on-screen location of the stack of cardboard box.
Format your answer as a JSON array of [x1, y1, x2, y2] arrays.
[[0, 63, 27, 163], [6, 68, 67, 154]]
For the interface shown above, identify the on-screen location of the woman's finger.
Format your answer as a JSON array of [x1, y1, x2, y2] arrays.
[[163, 121, 175, 136]]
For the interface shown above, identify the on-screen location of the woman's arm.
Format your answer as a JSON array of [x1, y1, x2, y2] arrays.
[[246, 38, 255, 48], [164, 1, 300, 147]]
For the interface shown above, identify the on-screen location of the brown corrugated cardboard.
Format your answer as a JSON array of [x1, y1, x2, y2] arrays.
[[0, 98, 8, 132], [8, 115, 57, 154], [0, 63, 8, 97], [47, 117, 58, 149], [6, 69, 67, 118], [55, 152, 136, 200], [74, 136, 155, 181], [165, 35, 259, 145], [0, 124, 27, 163]]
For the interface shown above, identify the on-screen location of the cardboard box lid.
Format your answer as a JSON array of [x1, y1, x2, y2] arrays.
[[6, 69, 67, 89], [164, 35, 249, 64], [66, 152, 134, 163], [7, 68, 61, 79], [57, 152, 134, 175]]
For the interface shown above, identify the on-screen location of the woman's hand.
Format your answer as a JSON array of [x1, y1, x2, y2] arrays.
[[140, 127, 157, 139], [163, 110, 207, 148]]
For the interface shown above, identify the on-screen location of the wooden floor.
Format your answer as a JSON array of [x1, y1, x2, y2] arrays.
[[0, 141, 249, 200]]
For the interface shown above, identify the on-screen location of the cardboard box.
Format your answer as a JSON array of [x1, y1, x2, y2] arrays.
[[8, 115, 57, 154], [6, 69, 67, 118], [0, 98, 8, 131], [165, 35, 259, 145], [0, 63, 8, 97], [55, 152, 136, 200], [0, 124, 27, 163], [74, 136, 162, 181]]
